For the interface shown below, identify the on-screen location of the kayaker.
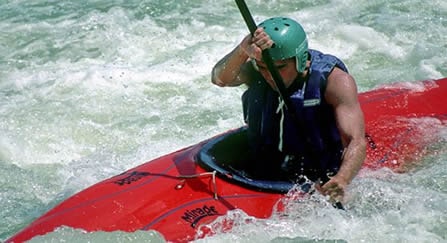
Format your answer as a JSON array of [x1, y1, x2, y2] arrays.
[[211, 17, 366, 202]]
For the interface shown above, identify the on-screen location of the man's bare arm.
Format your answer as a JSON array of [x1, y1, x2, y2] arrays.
[[211, 45, 250, 87], [212, 28, 273, 87], [321, 67, 367, 201]]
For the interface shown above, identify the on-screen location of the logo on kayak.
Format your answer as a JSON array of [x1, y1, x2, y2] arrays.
[[181, 205, 220, 228], [113, 171, 150, 186]]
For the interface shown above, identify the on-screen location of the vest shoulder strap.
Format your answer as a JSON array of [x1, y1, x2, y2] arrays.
[[308, 49, 349, 95]]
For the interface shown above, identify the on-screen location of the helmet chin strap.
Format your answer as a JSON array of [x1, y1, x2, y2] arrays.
[[286, 69, 309, 94]]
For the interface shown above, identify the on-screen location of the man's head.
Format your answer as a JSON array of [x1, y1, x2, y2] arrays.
[[258, 17, 308, 73]]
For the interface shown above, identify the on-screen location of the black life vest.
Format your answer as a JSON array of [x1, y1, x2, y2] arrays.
[[242, 49, 348, 181]]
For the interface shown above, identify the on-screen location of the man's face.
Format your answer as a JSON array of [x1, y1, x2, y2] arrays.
[[254, 58, 299, 90]]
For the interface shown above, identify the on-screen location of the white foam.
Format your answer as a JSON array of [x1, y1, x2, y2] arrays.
[[420, 58, 444, 78], [28, 227, 166, 243], [334, 25, 406, 59], [377, 79, 438, 92]]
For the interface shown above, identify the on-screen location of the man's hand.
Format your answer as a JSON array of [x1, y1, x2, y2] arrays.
[[316, 175, 348, 203], [240, 27, 274, 61]]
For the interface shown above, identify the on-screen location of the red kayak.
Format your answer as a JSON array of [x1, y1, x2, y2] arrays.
[[7, 78, 447, 243]]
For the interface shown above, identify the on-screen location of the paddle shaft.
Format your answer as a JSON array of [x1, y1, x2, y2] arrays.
[[234, 0, 291, 110], [334, 201, 345, 210]]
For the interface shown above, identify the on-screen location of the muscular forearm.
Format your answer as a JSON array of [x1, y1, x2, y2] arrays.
[[337, 137, 366, 184], [211, 45, 249, 87]]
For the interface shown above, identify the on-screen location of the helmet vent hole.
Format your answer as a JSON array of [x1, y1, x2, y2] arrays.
[[274, 27, 279, 31], [284, 23, 290, 27]]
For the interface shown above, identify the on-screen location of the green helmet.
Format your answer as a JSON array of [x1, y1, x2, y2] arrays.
[[258, 17, 309, 73]]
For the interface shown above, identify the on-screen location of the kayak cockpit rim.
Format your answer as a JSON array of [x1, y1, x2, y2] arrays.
[[195, 127, 295, 193]]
